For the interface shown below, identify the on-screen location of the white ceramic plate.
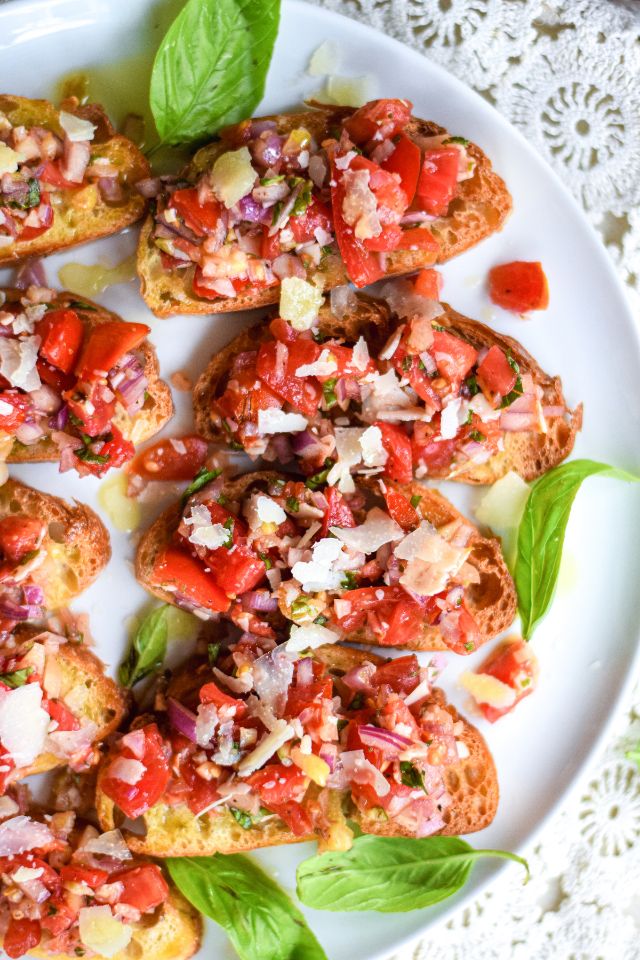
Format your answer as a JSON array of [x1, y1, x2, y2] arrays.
[[1, 1, 640, 957]]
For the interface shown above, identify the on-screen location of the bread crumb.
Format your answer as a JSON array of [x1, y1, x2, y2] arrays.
[[171, 370, 192, 391]]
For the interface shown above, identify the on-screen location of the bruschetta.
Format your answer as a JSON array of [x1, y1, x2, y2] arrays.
[[136, 98, 511, 316], [95, 642, 498, 856], [194, 282, 581, 484], [135, 470, 516, 655], [0, 805, 201, 959], [0, 94, 149, 264], [0, 288, 172, 477]]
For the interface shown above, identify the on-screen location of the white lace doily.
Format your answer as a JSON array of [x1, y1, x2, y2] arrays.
[[306, 1, 640, 957]]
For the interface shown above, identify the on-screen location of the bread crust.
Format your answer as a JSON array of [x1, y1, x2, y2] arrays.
[[1, 288, 173, 463], [193, 294, 580, 484], [95, 643, 497, 854], [0, 95, 149, 265], [136, 103, 512, 317], [135, 469, 517, 652]]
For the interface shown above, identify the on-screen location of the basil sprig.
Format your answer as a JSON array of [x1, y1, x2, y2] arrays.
[[514, 460, 638, 639], [150, 0, 281, 148], [296, 835, 529, 912], [0, 667, 34, 688], [118, 605, 169, 687], [167, 855, 327, 960]]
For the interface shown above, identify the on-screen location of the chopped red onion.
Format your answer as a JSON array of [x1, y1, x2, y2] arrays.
[[271, 253, 305, 279], [296, 656, 314, 687], [400, 211, 437, 225], [136, 177, 164, 199], [15, 258, 46, 290], [23, 585, 44, 606], [241, 591, 278, 613], [167, 698, 197, 742], [98, 177, 124, 204], [238, 195, 272, 223], [250, 133, 283, 168], [358, 724, 414, 755], [318, 742, 338, 772], [14, 421, 45, 445], [249, 120, 278, 137], [343, 662, 376, 691]]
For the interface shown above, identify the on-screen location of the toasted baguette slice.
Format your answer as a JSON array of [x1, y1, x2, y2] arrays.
[[1, 289, 173, 465], [0, 95, 149, 265], [0, 478, 110, 608], [95, 643, 497, 855], [194, 293, 580, 484], [135, 470, 516, 652], [137, 103, 511, 316]]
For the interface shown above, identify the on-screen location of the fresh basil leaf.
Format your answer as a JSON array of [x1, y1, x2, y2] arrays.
[[150, 0, 281, 147], [118, 606, 169, 687], [399, 761, 427, 793], [0, 667, 33, 688], [514, 459, 639, 639], [167, 855, 327, 960], [67, 299, 98, 312], [182, 467, 221, 506], [296, 835, 529, 912], [207, 642, 221, 667]]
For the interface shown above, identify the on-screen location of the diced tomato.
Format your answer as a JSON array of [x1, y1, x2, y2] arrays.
[[335, 584, 407, 633], [64, 382, 115, 437], [476, 638, 538, 722], [391, 349, 442, 409], [18, 197, 53, 240], [382, 488, 419, 531], [375, 421, 413, 483], [0, 392, 31, 431], [46, 699, 80, 732], [417, 147, 460, 216], [372, 654, 421, 693], [269, 800, 314, 836], [261, 226, 282, 261], [289, 197, 332, 244], [101, 723, 171, 820], [153, 545, 230, 613], [39, 161, 83, 190], [476, 345, 516, 403], [75, 321, 150, 383], [40, 899, 76, 936], [431, 329, 478, 384], [247, 764, 308, 806], [379, 693, 422, 739], [363, 223, 403, 252], [441, 605, 482, 656], [169, 188, 223, 237], [111, 864, 169, 912], [131, 435, 209, 481], [207, 545, 266, 597], [350, 155, 407, 227], [74, 425, 135, 477], [382, 598, 426, 647], [37, 358, 75, 393], [285, 663, 333, 717], [215, 352, 282, 436], [381, 133, 421, 205], [411, 422, 458, 475], [328, 153, 385, 289], [0, 515, 43, 563], [413, 268, 443, 299], [269, 318, 297, 343], [0, 745, 15, 795], [488, 261, 549, 313], [320, 486, 356, 538], [3, 917, 41, 958], [256, 338, 323, 416], [397, 226, 439, 255], [36, 308, 85, 373], [60, 864, 109, 888], [199, 681, 246, 717], [344, 99, 413, 144]]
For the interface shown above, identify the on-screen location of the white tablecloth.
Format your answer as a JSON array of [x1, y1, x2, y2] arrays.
[[307, 1, 640, 957]]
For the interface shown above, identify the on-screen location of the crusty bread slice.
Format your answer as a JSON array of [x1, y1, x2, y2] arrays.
[[94, 643, 497, 855], [194, 294, 580, 484], [17, 639, 126, 781], [1, 288, 173, 464], [137, 103, 511, 317], [135, 470, 516, 652], [0, 95, 149, 265], [0, 478, 110, 608]]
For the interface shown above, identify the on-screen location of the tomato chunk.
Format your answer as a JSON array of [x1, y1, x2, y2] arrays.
[[131, 435, 209, 481], [476, 638, 538, 722], [256, 338, 322, 416], [289, 197, 332, 244], [46, 699, 80, 732], [328, 153, 385, 289], [476, 345, 517, 403], [75, 320, 150, 382], [101, 724, 170, 819], [4, 917, 41, 958], [36, 308, 84, 373], [431, 330, 478, 384], [413, 268, 443, 299], [381, 133, 421, 205], [375, 421, 413, 484], [372, 654, 421, 693], [488, 261, 549, 312], [112, 864, 169, 912], [397, 226, 439, 255], [382, 488, 420, 531], [417, 147, 459, 216], [0, 516, 43, 563], [74, 425, 135, 477], [320, 486, 356, 538], [39, 161, 83, 190], [344, 99, 413, 144], [207, 545, 266, 597], [247, 764, 308, 806], [153, 545, 230, 613], [199, 681, 246, 717], [0, 392, 32, 431], [60, 864, 109, 888], [169, 188, 223, 237]]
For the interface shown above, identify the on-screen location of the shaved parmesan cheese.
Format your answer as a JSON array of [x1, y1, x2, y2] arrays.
[[83, 830, 132, 861], [0, 143, 25, 175], [295, 348, 338, 378], [359, 425, 388, 468], [291, 537, 345, 592], [331, 507, 402, 555], [211, 147, 256, 208], [322, 75, 374, 108], [350, 336, 369, 372], [59, 110, 96, 142], [185, 504, 230, 549], [258, 408, 308, 434], [440, 397, 463, 440], [0, 335, 41, 392], [237, 719, 295, 775], [243, 493, 287, 529], [379, 326, 405, 361], [0, 683, 49, 766], [287, 622, 341, 652], [397, 521, 469, 596], [469, 393, 502, 422], [79, 906, 133, 958], [342, 168, 381, 240], [461, 671, 517, 710], [0, 817, 54, 856], [279, 276, 324, 330], [407, 315, 435, 352], [12, 865, 43, 883], [308, 40, 340, 76], [108, 757, 144, 785], [360, 369, 413, 423], [326, 426, 365, 492]]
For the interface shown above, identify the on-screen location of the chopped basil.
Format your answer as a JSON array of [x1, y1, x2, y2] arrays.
[[340, 571, 358, 590], [432, 323, 445, 332], [402, 356, 412, 372], [399, 761, 428, 793], [305, 458, 334, 490], [0, 667, 33, 688], [229, 807, 254, 830], [291, 596, 313, 622], [271, 201, 283, 225], [291, 180, 313, 217], [286, 496, 300, 513], [443, 136, 470, 146], [468, 429, 485, 443], [217, 493, 228, 506], [258, 551, 273, 569], [7, 178, 40, 211], [321, 244, 333, 256], [410, 495, 422, 509], [337, 718, 348, 734], [207, 642, 221, 667], [67, 300, 98, 312], [349, 692, 364, 710], [500, 355, 524, 408], [68, 411, 85, 428], [75, 447, 110, 465], [322, 378, 338, 408], [465, 374, 480, 397], [313, 613, 328, 626], [464, 640, 475, 652], [182, 467, 222, 505], [260, 175, 285, 185], [222, 516, 235, 546]]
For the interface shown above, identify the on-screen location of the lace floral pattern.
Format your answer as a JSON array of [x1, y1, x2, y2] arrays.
[[306, 1, 640, 957]]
